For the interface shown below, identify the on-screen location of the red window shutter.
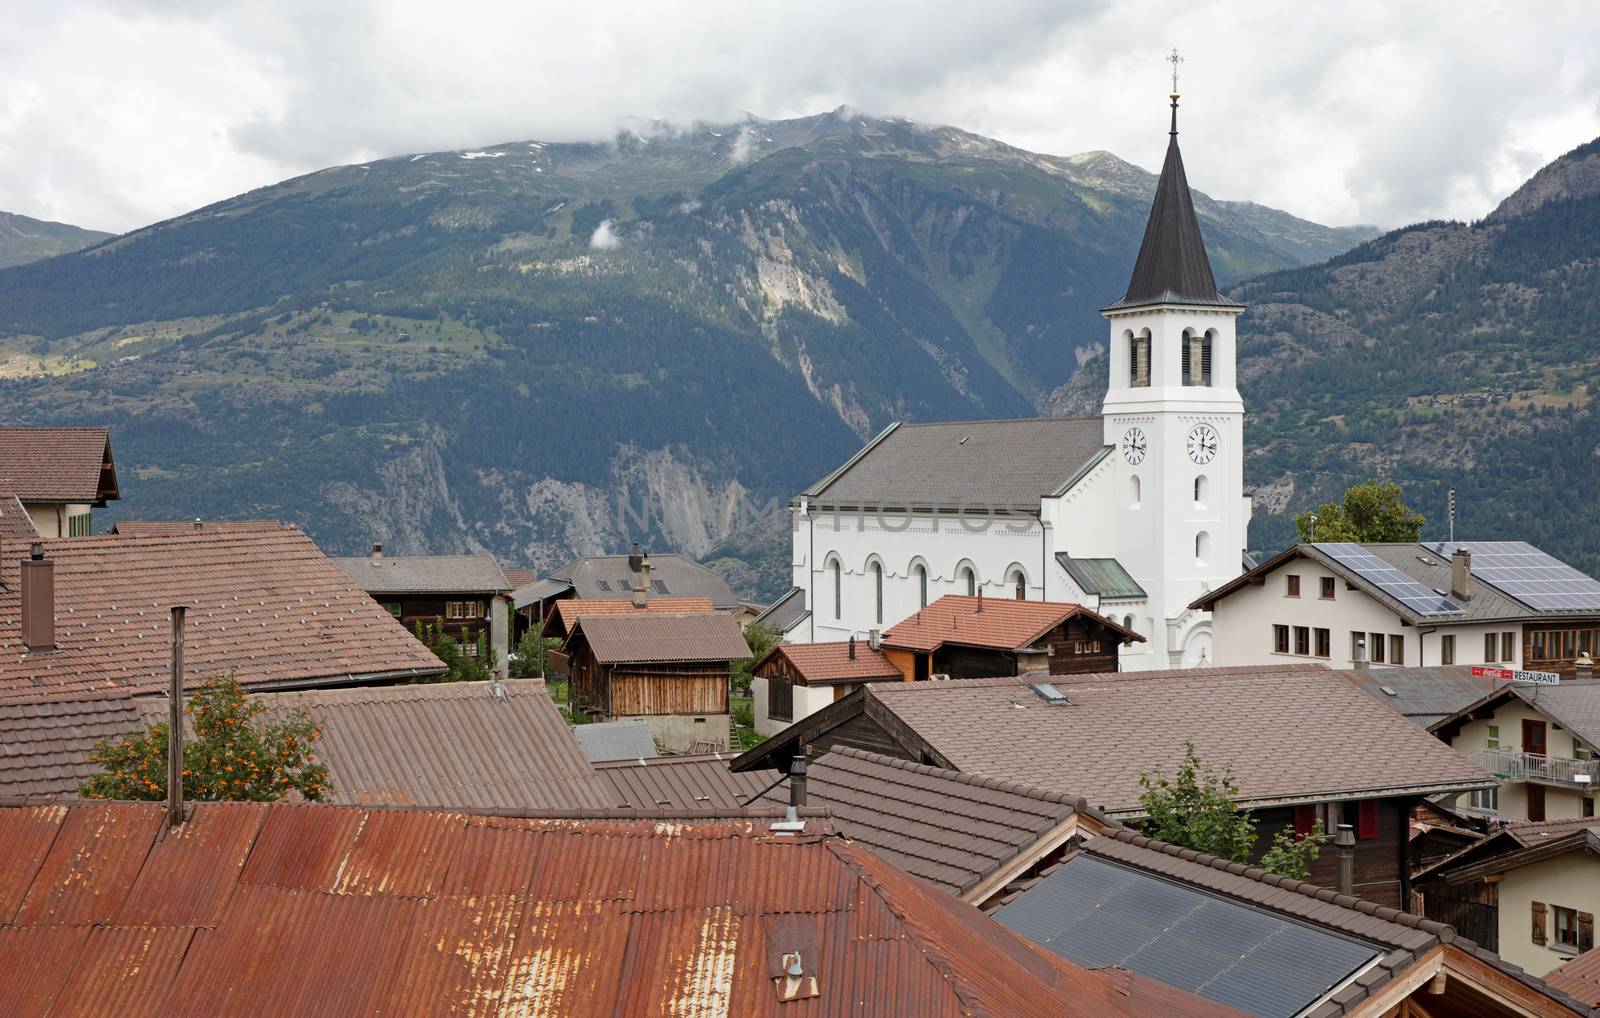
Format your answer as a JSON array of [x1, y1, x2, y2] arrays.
[[1357, 801, 1378, 841], [1293, 805, 1316, 837]]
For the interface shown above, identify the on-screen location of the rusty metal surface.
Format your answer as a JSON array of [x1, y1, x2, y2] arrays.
[[0, 925, 91, 1014], [330, 808, 466, 898], [119, 802, 266, 927], [238, 802, 367, 891], [14, 802, 162, 926], [44, 925, 195, 1017], [0, 803, 66, 922]]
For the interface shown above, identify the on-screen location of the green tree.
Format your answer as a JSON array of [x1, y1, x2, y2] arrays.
[[1260, 822, 1326, 881], [412, 620, 492, 683], [1295, 479, 1425, 543], [81, 678, 329, 802], [731, 623, 779, 697]]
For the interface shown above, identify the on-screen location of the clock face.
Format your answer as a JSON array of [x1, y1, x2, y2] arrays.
[[1187, 423, 1220, 465], [1122, 427, 1147, 466]]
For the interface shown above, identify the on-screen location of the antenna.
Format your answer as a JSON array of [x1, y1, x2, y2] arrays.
[[1448, 487, 1456, 543]]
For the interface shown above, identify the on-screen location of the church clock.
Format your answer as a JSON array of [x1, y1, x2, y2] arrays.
[[1187, 423, 1219, 464], [1121, 427, 1147, 465]]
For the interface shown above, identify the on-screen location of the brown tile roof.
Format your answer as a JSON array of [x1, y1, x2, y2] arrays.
[[0, 801, 1247, 1017], [0, 681, 613, 808], [755, 640, 904, 684], [332, 552, 512, 595], [813, 665, 1491, 813], [548, 596, 716, 638], [109, 519, 283, 536], [762, 747, 1103, 900], [0, 494, 39, 541], [501, 567, 535, 589], [594, 753, 780, 810], [0, 426, 117, 503], [0, 528, 445, 701], [882, 595, 1139, 653], [569, 611, 751, 665], [1548, 949, 1600, 1006]]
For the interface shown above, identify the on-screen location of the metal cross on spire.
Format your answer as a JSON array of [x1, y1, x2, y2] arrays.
[[1167, 48, 1184, 95]]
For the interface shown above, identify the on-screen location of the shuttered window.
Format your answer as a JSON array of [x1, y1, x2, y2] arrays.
[[769, 677, 793, 722], [1357, 801, 1378, 841], [1293, 805, 1317, 838], [1532, 901, 1547, 946]]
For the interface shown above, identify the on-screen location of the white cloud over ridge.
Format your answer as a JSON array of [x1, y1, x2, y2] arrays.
[[1, 1, 1597, 234]]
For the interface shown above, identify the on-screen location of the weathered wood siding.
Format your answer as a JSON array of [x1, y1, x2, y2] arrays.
[[1044, 616, 1122, 674], [1252, 798, 1412, 908], [609, 665, 729, 716], [811, 712, 915, 762]]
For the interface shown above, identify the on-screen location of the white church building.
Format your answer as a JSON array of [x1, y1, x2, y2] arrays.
[[784, 93, 1251, 670]]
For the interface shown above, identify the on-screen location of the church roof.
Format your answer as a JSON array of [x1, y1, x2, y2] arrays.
[[1103, 99, 1242, 313], [799, 417, 1109, 514]]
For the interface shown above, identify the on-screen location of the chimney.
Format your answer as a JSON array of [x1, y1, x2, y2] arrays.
[[192, 517, 202, 530], [868, 628, 881, 651], [1450, 546, 1472, 602], [1352, 633, 1368, 671], [21, 543, 55, 652], [167, 606, 187, 829], [1335, 823, 1356, 896], [370, 542, 383, 563], [976, 588, 983, 612], [627, 540, 642, 574], [848, 635, 856, 660], [633, 554, 651, 609], [1578, 653, 1596, 681], [788, 756, 808, 812]]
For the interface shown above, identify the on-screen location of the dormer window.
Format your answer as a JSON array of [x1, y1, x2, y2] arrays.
[[1130, 331, 1151, 387], [1182, 329, 1213, 386]]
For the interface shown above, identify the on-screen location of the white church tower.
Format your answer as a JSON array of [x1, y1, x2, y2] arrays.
[[1100, 86, 1249, 667]]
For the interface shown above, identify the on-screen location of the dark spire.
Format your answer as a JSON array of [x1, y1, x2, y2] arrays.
[[1107, 91, 1238, 311]]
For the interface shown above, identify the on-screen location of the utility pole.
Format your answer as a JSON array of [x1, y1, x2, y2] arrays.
[[167, 606, 188, 829]]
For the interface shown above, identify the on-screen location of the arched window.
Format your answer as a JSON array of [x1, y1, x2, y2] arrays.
[[827, 555, 842, 620], [1194, 531, 1211, 564], [1193, 475, 1207, 506], [1123, 614, 1136, 632], [1007, 566, 1028, 600], [957, 562, 977, 597], [870, 559, 884, 624], [1184, 329, 1213, 386], [1130, 330, 1151, 387], [1130, 474, 1142, 508], [911, 560, 929, 608]]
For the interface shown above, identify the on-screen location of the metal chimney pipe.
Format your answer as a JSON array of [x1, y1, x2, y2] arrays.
[[371, 542, 383, 562], [789, 756, 808, 811], [20, 543, 54, 652], [848, 635, 856, 660], [1335, 823, 1356, 896], [167, 606, 188, 829]]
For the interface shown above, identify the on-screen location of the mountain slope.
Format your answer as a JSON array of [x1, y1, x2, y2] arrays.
[[1054, 136, 1600, 575], [0, 110, 1374, 596], [0, 212, 111, 269]]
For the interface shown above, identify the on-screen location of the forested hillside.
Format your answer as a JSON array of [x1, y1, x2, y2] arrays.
[[0, 212, 111, 269], [0, 110, 1374, 597]]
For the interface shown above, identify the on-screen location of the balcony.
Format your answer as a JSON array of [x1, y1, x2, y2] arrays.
[[1469, 747, 1600, 789]]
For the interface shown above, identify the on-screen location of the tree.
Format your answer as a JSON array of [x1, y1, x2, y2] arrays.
[[731, 623, 779, 697], [81, 678, 329, 802], [1138, 741, 1324, 879], [412, 620, 492, 683], [1295, 479, 1425, 543]]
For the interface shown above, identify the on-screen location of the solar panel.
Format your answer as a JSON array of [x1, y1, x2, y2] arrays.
[[994, 856, 1380, 1018], [1314, 543, 1463, 616], [1427, 541, 1600, 611]]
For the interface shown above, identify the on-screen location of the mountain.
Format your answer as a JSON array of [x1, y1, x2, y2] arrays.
[[1053, 136, 1600, 576], [0, 212, 111, 269], [0, 109, 1374, 598]]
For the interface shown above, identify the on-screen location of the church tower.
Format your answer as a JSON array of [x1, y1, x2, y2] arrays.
[[1101, 85, 1247, 667]]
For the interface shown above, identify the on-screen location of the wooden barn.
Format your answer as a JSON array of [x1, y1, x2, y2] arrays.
[[565, 612, 750, 754], [879, 594, 1143, 681]]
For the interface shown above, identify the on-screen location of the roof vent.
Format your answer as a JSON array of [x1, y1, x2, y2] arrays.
[[1030, 682, 1069, 705], [1380, 686, 1398, 697]]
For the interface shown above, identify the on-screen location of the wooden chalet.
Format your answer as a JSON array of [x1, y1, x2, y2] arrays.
[[879, 594, 1143, 681], [565, 612, 750, 754]]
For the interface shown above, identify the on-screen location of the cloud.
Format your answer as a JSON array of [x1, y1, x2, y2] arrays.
[[0, 1, 1596, 233], [589, 219, 621, 250]]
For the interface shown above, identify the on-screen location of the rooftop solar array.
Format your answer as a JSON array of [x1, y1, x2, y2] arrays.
[[1314, 543, 1463, 616], [1427, 541, 1600, 612], [994, 855, 1380, 1018]]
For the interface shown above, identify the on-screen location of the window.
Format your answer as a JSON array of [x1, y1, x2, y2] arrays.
[[1130, 331, 1151, 387], [1130, 474, 1142, 507], [1503, 632, 1517, 661], [445, 601, 482, 620], [959, 564, 976, 597], [1389, 634, 1405, 667], [870, 561, 884, 624], [1286, 575, 1301, 597], [1181, 329, 1213, 386], [68, 512, 91, 537], [1441, 634, 1455, 665], [1319, 576, 1336, 600], [1370, 632, 1385, 664], [1351, 631, 1367, 663], [1123, 615, 1136, 633], [1294, 626, 1310, 656], [1314, 628, 1331, 658], [1357, 800, 1378, 841], [1575, 741, 1592, 761], [1273, 625, 1290, 654], [1470, 786, 1499, 811], [1487, 724, 1500, 749], [383, 602, 403, 618], [1012, 570, 1027, 600], [1486, 632, 1499, 662], [1555, 906, 1580, 950], [769, 676, 793, 722], [1193, 475, 1207, 505], [829, 556, 842, 620], [1195, 531, 1210, 564], [1586, 797, 1596, 819], [914, 563, 928, 608], [1292, 804, 1322, 838]]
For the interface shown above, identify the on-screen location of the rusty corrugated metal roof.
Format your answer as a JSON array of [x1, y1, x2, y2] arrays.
[[0, 800, 1252, 1017]]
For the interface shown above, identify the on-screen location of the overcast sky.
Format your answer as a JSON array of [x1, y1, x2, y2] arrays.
[[4, 0, 1597, 235]]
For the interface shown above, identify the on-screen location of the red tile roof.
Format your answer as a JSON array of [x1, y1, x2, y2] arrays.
[[109, 520, 283, 536], [569, 611, 751, 664], [755, 640, 904, 684], [0, 801, 1246, 1017], [0, 427, 117, 503], [0, 527, 445, 701], [882, 595, 1140, 653], [0, 494, 39, 541], [549, 596, 716, 637], [1548, 949, 1600, 1006]]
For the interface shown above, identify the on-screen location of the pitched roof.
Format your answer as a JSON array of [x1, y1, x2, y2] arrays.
[[1548, 949, 1600, 1006], [1055, 554, 1147, 601], [1103, 105, 1239, 313], [547, 596, 716, 638], [110, 520, 282, 536], [737, 665, 1492, 814], [881, 595, 1141, 654], [501, 567, 535, 589], [550, 553, 739, 609], [754, 641, 903, 684], [752, 586, 809, 633], [0, 691, 147, 798], [799, 418, 1110, 513], [1337, 665, 1503, 728], [570, 718, 658, 762], [762, 747, 1103, 901], [0, 426, 119, 503], [0, 801, 1248, 1018], [996, 828, 1591, 1017], [595, 753, 780, 810], [568, 611, 751, 665], [0, 494, 38, 541], [1431, 680, 1600, 751], [332, 552, 511, 594], [0, 528, 445, 701]]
